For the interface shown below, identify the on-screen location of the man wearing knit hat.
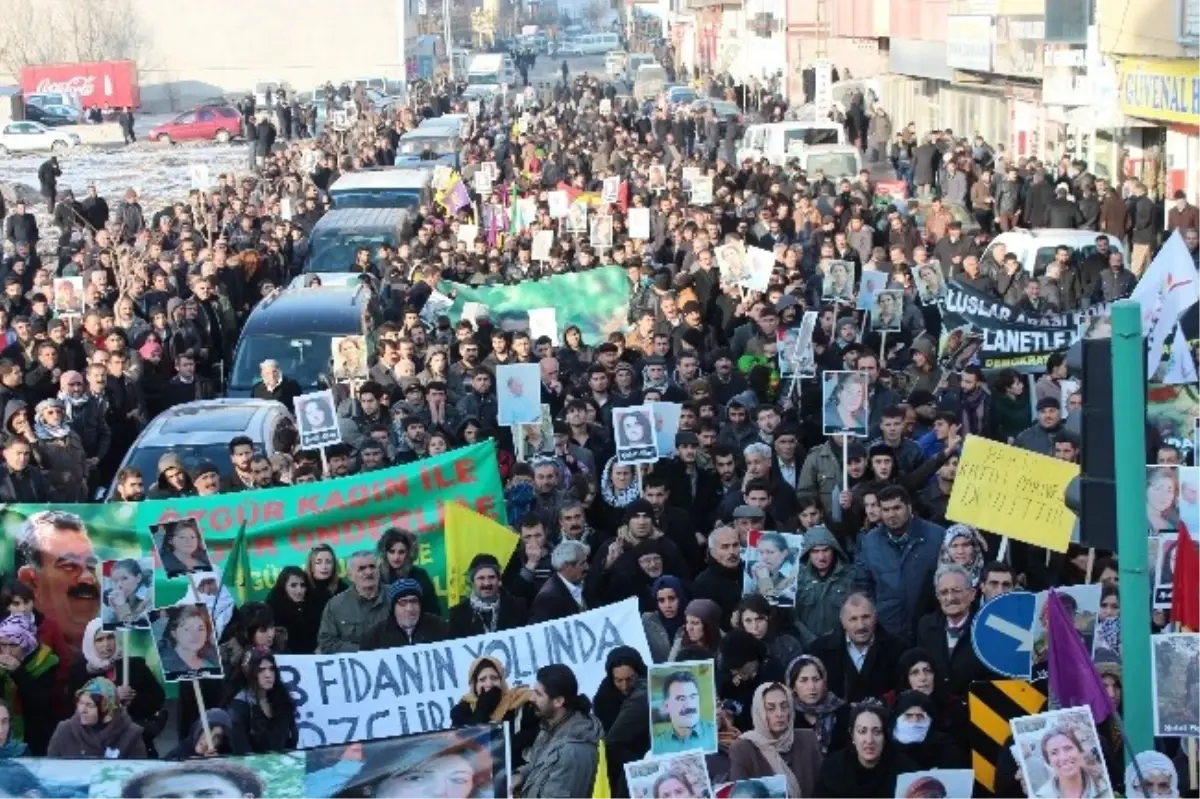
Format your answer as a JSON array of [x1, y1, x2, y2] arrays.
[[360, 577, 449, 650], [448, 554, 527, 637]]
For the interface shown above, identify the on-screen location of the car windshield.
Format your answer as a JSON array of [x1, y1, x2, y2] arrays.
[[468, 72, 500, 86], [307, 234, 391, 271], [398, 137, 453, 155], [127, 442, 259, 484], [330, 189, 422, 210], [784, 128, 841, 149], [230, 334, 335, 391], [803, 152, 859, 179]]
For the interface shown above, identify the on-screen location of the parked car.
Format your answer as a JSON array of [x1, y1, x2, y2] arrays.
[[983, 228, 1127, 278], [691, 98, 743, 137], [24, 103, 79, 127], [105, 399, 296, 499], [148, 104, 243, 144], [0, 120, 80, 155]]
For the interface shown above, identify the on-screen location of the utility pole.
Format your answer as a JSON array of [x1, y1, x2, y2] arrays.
[[445, 0, 455, 81], [1111, 299, 1153, 755]]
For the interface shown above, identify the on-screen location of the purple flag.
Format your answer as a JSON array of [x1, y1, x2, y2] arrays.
[[449, 181, 471, 213], [1046, 589, 1113, 723]]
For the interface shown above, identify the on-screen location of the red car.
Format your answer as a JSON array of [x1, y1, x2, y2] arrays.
[[148, 104, 242, 144]]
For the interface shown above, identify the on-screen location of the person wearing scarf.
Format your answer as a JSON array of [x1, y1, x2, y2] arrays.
[[591, 500, 690, 606], [937, 524, 988, 586], [449, 555, 527, 637], [33, 398, 72, 441], [449, 656, 538, 768], [47, 676, 146, 759], [729, 682, 822, 798], [597, 456, 640, 530], [642, 575, 689, 663], [375, 527, 441, 616], [786, 655, 847, 755], [0, 614, 58, 755], [591, 646, 650, 798], [31, 397, 89, 503], [69, 619, 166, 756], [1126, 751, 1179, 798], [887, 689, 968, 770]]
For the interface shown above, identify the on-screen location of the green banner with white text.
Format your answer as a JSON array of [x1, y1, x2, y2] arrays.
[[0, 442, 505, 655]]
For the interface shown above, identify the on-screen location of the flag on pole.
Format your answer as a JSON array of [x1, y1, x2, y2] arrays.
[[220, 523, 252, 606], [508, 183, 523, 236], [1130, 230, 1199, 378], [1163, 323, 1198, 385], [1172, 524, 1199, 631], [1046, 589, 1113, 722]]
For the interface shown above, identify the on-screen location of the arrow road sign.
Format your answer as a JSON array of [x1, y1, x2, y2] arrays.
[[972, 591, 1036, 679]]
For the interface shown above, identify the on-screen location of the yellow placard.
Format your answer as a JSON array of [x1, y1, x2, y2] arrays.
[[946, 435, 1079, 553]]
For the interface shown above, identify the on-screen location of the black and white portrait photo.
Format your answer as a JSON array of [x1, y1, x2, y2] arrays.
[[613, 406, 659, 465], [295, 389, 342, 449]]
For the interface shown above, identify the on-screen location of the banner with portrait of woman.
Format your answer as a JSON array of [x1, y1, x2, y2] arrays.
[[613, 405, 659, 465]]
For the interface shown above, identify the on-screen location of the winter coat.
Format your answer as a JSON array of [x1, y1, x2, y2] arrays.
[[0, 464, 50, 503], [34, 432, 89, 502], [814, 745, 918, 798], [448, 593, 528, 638], [1099, 190, 1127, 235], [68, 656, 166, 735], [990, 392, 1033, 442], [517, 710, 603, 798], [64, 396, 111, 460], [691, 560, 743, 627], [853, 516, 945, 641], [228, 692, 299, 753], [728, 728, 823, 799], [798, 440, 847, 518], [47, 710, 146, 759], [360, 611, 450, 651], [794, 526, 854, 639]]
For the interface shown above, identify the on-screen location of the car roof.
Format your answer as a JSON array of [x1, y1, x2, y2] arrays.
[[992, 229, 1125, 247], [330, 169, 433, 192], [311, 207, 411, 233], [802, 144, 860, 155], [400, 129, 456, 141], [243, 284, 372, 335], [143, 399, 285, 446]]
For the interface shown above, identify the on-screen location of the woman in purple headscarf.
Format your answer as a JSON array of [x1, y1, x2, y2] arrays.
[[0, 613, 59, 755]]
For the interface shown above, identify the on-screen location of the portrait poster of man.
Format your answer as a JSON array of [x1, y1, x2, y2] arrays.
[[648, 660, 718, 756], [742, 530, 805, 606], [547, 190, 570, 218], [100, 557, 154, 630], [14, 509, 100, 654], [628, 207, 651, 240], [857, 270, 889, 311], [304, 725, 507, 798], [566, 201, 588, 233], [715, 241, 749, 288], [743, 246, 775, 293], [294, 390, 341, 449], [613, 405, 659, 465], [680, 167, 701, 192], [625, 750, 713, 799], [152, 519, 214, 578], [331, 335, 368, 381], [871, 289, 903, 332], [915, 261, 947, 304], [649, 401, 682, 459], [1009, 706, 1114, 799], [496, 363, 543, 427], [54, 276, 84, 316], [1150, 633, 1200, 738], [648, 165, 667, 191], [894, 769, 974, 799], [820, 260, 856, 302], [821, 371, 870, 437], [590, 215, 614, 249], [690, 176, 714, 205], [531, 229, 554, 261], [150, 603, 222, 683], [602, 176, 621, 204]]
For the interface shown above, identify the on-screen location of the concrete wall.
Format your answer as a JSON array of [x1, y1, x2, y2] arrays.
[[129, 0, 418, 111]]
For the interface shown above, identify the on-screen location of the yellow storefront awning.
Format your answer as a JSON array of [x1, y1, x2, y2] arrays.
[[1118, 58, 1200, 126]]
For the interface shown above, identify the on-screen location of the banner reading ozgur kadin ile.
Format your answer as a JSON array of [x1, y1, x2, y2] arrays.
[[277, 598, 651, 748], [0, 724, 508, 798], [0, 442, 505, 653], [938, 281, 1109, 372]]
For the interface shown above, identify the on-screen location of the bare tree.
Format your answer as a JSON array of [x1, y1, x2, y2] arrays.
[[0, 0, 145, 74], [581, 0, 607, 29]]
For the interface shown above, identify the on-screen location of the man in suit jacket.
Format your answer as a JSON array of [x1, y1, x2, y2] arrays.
[[529, 539, 590, 624], [808, 592, 907, 703], [915, 564, 993, 698]]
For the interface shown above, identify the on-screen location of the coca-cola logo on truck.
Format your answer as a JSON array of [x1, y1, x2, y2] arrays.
[[34, 76, 97, 96]]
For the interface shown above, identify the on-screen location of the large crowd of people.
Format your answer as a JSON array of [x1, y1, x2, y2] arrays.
[[0, 61, 1193, 799]]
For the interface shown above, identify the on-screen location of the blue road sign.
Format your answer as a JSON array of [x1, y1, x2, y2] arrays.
[[972, 591, 1036, 679]]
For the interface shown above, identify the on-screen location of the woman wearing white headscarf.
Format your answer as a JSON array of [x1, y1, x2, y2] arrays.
[[729, 682, 823, 798], [1125, 751, 1178, 798], [938, 524, 988, 587], [31, 398, 88, 503]]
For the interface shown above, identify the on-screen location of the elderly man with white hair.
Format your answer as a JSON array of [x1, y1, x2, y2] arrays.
[[714, 441, 799, 528], [251, 357, 303, 408], [529, 540, 590, 624]]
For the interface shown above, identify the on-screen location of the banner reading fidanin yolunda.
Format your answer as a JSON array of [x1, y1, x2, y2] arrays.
[[277, 598, 652, 748], [946, 435, 1079, 553]]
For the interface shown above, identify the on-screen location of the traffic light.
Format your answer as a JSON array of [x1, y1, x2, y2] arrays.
[[1062, 336, 1119, 551]]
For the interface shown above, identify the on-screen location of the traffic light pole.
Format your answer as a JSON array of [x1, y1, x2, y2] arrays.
[[1111, 300, 1153, 755]]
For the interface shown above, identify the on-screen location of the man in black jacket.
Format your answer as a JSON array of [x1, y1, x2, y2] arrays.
[[448, 554, 527, 638], [529, 539, 589, 623], [1022, 171, 1053, 228], [250, 359, 302, 409], [914, 563, 995, 697], [809, 592, 907, 703], [37, 156, 60, 208], [692, 526, 743, 627], [1129, 180, 1158, 276], [80, 185, 109, 231], [4, 200, 38, 245], [0, 434, 49, 503]]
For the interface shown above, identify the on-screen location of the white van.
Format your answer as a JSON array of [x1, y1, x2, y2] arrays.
[[792, 145, 863, 182], [625, 53, 657, 83], [736, 121, 846, 165], [572, 32, 621, 55], [606, 51, 628, 79]]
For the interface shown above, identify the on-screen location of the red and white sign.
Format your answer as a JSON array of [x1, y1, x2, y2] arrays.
[[20, 60, 140, 108]]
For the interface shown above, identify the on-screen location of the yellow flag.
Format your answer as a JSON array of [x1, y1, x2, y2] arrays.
[[592, 739, 611, 799], [444, 502, 519, 606]]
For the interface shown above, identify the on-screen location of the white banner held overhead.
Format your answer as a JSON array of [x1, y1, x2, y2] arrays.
[[278, 598, 651, 748]]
